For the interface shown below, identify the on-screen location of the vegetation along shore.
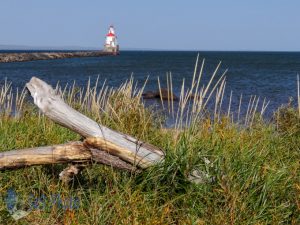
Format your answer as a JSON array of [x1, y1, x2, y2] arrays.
[[0, 58, 299, 224]]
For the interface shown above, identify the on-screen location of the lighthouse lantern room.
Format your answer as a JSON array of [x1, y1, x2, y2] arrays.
[[104, 25, 119, 55]]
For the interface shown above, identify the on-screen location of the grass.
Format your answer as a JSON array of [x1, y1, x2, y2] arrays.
[[0, 59, 300, 224]]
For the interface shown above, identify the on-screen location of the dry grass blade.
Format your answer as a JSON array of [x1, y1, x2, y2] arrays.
[[297, 74, 300, 117], [238, 94, 243, 123], [227, 90, 233, 119], [157, 76, 164, 110]]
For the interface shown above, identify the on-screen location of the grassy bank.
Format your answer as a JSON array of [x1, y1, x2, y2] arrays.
[[0, 60, 300, 224]]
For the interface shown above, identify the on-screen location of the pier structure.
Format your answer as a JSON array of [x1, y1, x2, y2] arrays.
[[0, 25, 120, 63], [0, 51, 114, 63]]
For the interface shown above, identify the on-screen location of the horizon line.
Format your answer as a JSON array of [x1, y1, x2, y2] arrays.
[[0, 45, 299, 53]]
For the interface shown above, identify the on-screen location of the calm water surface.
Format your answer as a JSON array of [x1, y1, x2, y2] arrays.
[[1, 51, 300, 117]]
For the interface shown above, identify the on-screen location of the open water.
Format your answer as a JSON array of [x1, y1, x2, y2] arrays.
[[1, 50, 300, 117]]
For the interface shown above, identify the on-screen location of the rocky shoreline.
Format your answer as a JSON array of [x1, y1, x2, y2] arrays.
[[0, 51, 116, 63]]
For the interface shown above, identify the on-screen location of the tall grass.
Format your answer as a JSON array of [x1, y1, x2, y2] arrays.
[[0, 79, 26, 118], [0, 59, 299, 224], [157, 56, 270, 129]]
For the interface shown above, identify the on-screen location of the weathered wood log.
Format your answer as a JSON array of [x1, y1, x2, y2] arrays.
[[90, 148, 140, 172], [0, 142, 137, 171], [0, 142, 91, 170], [26, 77, 165, 168]]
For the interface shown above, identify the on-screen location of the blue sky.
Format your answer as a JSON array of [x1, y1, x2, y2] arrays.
[[0, 0, 299, 51]]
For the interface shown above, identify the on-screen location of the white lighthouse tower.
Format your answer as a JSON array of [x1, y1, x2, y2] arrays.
[[104, 25, 119, 55]]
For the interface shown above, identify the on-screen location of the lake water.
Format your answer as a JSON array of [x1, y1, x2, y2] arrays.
[[1, 51, 300, 117]]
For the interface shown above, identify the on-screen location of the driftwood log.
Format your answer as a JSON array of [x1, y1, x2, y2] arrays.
[[0, 77, 164, 176], [0, 142, 90, 170], [26, 77, 164, 168], [0, 142, 138, 172]]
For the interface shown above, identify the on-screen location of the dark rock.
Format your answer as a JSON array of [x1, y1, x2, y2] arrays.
[[142, 88, 178, 101], [142, 91, 158, 99]]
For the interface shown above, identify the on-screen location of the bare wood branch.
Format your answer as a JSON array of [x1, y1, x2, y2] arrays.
[[85, 137, 153, 168], [0, 142, 138, 172], [90, 148, 139, 172], [26, 77, 164, 168], [0, 142, 91, 170]]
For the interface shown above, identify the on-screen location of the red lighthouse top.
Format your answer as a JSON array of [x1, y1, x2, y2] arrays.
[[106, 26, 116, 37]]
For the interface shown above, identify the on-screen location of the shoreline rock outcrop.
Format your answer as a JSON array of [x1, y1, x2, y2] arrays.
[[142, 89, 179, 101]]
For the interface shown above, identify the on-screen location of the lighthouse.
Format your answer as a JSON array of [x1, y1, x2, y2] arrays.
[[104, 25, 119, 55]]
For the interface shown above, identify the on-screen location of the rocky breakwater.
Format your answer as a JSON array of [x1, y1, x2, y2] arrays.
[[0, 51, 115, 63]]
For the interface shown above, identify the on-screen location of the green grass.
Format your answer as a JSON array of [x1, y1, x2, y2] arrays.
[[0, 61, 300, 224], [1, 109, 299, 224]]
